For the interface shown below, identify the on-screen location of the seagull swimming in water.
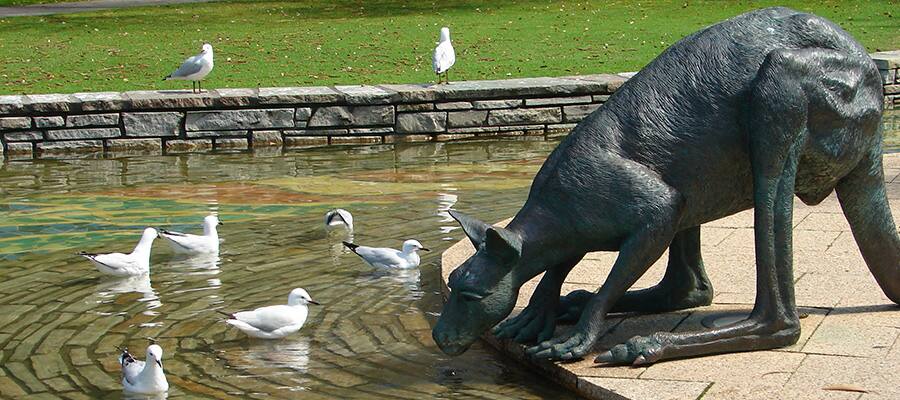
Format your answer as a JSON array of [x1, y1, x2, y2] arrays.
[[80, 227, 158, 277], [164, 43, 214, 93], [158, 215, 222, 255], [118, 344, 169, 394], [324, 209, 353, 231], [221, 288, 319, 339], [432, 27, 455, 84], [343, 239, 429, 269]]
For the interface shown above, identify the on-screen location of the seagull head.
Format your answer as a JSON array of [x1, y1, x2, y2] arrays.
[[439, 27, 451, 43], [288, 288, 320, 306], [141, 227, 159, 242], [204, 214, 222, 227], [202, 43, 213, 54], [402, 239, 430, 253], [146, 344, 164, 368]]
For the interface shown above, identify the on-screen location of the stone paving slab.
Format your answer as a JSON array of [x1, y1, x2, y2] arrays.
[[440, 153, 900, 400]]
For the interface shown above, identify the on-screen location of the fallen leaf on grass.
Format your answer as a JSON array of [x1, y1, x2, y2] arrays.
[[822, 384, 868, 393]]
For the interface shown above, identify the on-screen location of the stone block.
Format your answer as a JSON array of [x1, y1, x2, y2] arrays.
[[593, 95, 611, 102], [435, 133, 476, 141], [4, 131, 42, 141], [884, 84, 899, 95], [435, 101, 473, 110], [330, 136, 382, 145], [284, 136, 328, 148], [447, 110, 488, 127], [563, 104, 601, 122], [578, 377, 710, 400], [72, 92, 128, 111], [251, 131, 283, 147], [25, 94, 76, 113], [125, 90, 216, 109], [308, 105, 394, 127], [880, 68, 897, 85], [186, 130, 248, 138], [106, 138, 162, 152], [46, 128, 120, 140], [66, 113, 119, 127], [397, 103, 434, 112], [871, 50, 900, 69], [165, 139, 212, 152], [258, 86, 342, 104], [123, 112, 183, 137], [396, 112, 447, 133], [213, 88, 258, 107], [37, 140, 103, 153], [295, 107, 312, 126], [525, 96, 592, 106], [185, 109, 294, 131], [488, 107, 561, 125], [0, 95, 25, 114], [383, 134, 432, 144], [473, 99, 522, 109], [285, 129, 348, 136], [349, 127, 394, 134], [6, 142, 32, 156], [214, 138, 249, 149], [335, 85, 395, 104], [0, 117, 31, 130], [34, 116, 64, 128], [448, 126, 499, 134]]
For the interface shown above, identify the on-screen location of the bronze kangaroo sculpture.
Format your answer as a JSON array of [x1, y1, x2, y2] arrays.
[[432, 7, 899, 364]]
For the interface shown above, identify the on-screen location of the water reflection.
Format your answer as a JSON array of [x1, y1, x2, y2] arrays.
[[95, 273, 161, 312]]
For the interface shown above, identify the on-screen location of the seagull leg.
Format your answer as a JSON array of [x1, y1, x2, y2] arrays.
[[198, 80, 202, 93], [191, 81, 196, 93], [446, 70, 450, 84]]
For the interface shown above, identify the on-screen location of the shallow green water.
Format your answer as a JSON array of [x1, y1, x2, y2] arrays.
[[0, 139, 580, 399]]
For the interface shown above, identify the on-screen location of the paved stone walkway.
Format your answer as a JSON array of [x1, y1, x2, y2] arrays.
[[0, 0, 215, 17], [441, 153, 900, 400]]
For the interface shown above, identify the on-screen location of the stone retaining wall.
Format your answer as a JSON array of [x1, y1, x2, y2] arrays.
[[1, 50, 898, 159]]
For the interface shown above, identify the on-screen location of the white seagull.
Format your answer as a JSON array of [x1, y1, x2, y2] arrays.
[[221, 288, 319, 339], [342, 239, 429, 269], [164, 43, 214, 93], [432, 27, 455, 84], [324, 208, 354, 231], [158, 215, 222, 255], [118, 344, 169, 394], [80, 227, 158, 277]]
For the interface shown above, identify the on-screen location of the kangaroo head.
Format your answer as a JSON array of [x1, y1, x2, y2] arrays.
[[433, 210, 523, 355]]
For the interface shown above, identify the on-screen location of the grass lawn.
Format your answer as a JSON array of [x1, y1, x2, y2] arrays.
[[0, 0, 896, 95], [0, 0, 79, 6]]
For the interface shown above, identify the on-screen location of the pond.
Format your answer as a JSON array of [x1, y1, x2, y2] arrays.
[[0, 109, 897, 399]]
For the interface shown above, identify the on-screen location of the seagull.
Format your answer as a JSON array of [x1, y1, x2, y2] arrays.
[[118, 344, 169, 394], [164, 43, 214, 93], [158, 214, 222, 255], [324, 209, 353, 231], [342, 239, 429, 269], [432, 27, 455, 84], [221, 288, 319, 339], [80, 227, 158, 277]]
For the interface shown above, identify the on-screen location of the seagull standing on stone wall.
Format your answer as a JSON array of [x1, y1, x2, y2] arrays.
[[433, 27, 455, 84], [164, 43, 214, 93]]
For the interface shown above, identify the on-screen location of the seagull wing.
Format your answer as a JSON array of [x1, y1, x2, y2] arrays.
[[169, 54, 205, 79], [232, 305, 301, 333], [119, 351, 144, 385], [159, 230, 203, 252], [353, 246, 405, 268], [433, 41, 455, 74], [85, 252, 138, 272]]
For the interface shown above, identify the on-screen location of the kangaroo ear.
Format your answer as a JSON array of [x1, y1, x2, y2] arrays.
[[449, 210, 490, 248], [484, 227, 521, 263]]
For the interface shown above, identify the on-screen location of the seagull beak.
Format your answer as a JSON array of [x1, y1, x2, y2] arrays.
[[218, 221, 224, 226], [156, 359, 163, 368], [421, 247, 431, 252], [307, 300, 321, 305]]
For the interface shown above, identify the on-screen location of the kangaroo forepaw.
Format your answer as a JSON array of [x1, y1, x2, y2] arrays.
[[492, 304, 557, 343], [525, 326, 598, 361], [595, 333, 666, 366]]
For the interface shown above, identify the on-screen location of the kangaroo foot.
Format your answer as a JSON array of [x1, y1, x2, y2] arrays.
[[555, 283, 713, 323]]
